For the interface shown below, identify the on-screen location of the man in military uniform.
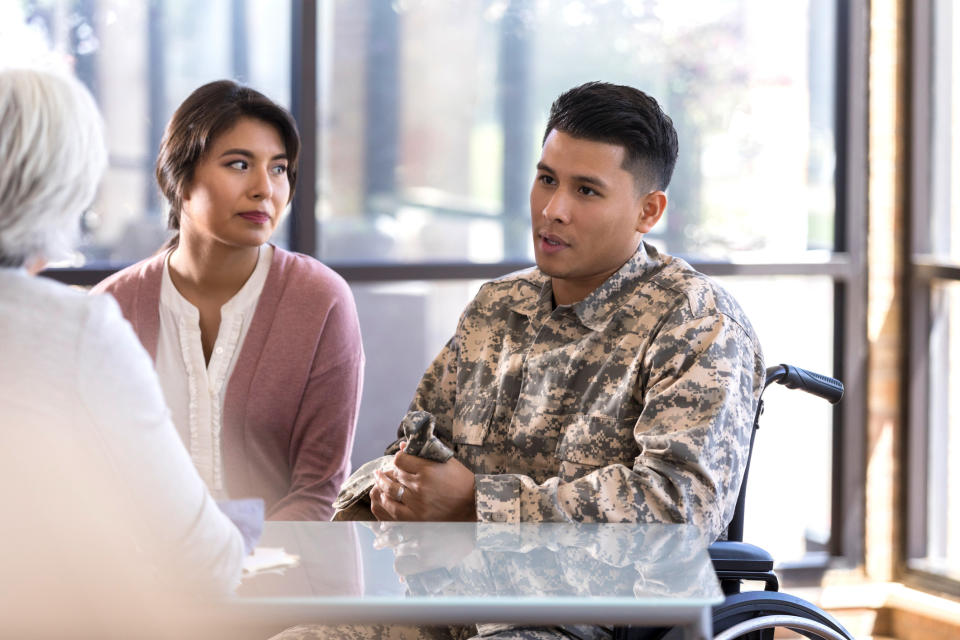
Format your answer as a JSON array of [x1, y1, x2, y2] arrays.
[[280, 82, 764, 639], [368, 81, 764, 543]]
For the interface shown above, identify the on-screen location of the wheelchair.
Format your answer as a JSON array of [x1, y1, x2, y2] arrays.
[[617, 364, 856, 640]]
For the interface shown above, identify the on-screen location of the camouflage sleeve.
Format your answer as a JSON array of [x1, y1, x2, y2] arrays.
[[403, 334, 460, 448], [474, 312, 763, 540]]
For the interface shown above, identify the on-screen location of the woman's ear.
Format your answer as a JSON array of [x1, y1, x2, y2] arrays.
[[636, 190, 667, 234]]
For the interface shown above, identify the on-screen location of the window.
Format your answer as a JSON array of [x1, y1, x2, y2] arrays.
[[719, 276, 836, 562], [316, 0, 838, 264], [3, 0, 291, 265], [313, 0, 862, 569], [12, 0, 865, 570], [907, 0, 960, 591]]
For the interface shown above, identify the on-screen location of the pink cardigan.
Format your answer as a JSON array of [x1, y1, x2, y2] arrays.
[[92, 246, 364, 521]]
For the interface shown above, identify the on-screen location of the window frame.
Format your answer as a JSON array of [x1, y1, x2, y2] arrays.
[[40, 0, 870, 572], [903, 0, 960, 597]]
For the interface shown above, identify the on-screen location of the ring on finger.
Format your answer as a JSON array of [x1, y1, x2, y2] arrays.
[[396, 485, 405, 502]]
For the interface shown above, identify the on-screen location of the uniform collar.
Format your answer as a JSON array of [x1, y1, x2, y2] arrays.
[[508, 242, 666, 331], [507, 269, 551, 319], [570, 242, 664, 331]]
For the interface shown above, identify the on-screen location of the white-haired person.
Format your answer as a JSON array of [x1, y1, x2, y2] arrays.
[[0, 69, 244, 636]]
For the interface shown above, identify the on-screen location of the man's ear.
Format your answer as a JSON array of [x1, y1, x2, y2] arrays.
[[636, 190, 667, 234]]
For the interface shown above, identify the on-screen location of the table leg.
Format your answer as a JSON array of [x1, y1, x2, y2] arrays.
[[683, 606, 713, 640]]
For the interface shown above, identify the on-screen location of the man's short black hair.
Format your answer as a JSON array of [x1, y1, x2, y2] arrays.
[[543, 81, 679, 192]]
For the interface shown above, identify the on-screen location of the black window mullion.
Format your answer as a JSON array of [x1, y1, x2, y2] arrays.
[[363, 1, 400, 220], [231, 0, 250, 82], [832, 0, 869, 565], [290, 0, 318, 256], [904, 0, 934, 572], [905, 281, 930, 561], [146, 1, 166, 219], [498, 0, 532, 260], [42, 259, 852, 287]]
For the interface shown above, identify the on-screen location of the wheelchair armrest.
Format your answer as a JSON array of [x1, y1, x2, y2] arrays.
[[710, 541, 779, 594], [709, 541, 774, 573]]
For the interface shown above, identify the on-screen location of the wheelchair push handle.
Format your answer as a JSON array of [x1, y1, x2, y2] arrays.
[[765, 364, 844, 405]]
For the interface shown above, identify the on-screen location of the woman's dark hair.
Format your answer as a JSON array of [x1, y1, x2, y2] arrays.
[[543, 81, 678, 192], [156, 80, 300, 248]]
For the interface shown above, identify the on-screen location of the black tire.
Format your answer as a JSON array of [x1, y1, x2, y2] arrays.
[[711, 591, 855, 640]]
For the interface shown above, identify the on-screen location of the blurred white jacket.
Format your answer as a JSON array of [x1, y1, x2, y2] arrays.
[[0, 268, 244, 637]]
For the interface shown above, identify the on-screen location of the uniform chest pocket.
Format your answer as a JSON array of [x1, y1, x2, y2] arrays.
[[451, 401, 495, 446], [555, 414, 639, 468]]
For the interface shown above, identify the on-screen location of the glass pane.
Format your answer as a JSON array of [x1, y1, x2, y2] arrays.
[[909, 280, 960, 581], [926, 0, 960, 261], [351, 274, 835, 567], [3, 0, 291, 266], [319, 0, 837, 263], [717, 276, 835, 564], [350, 279, 484, 465]]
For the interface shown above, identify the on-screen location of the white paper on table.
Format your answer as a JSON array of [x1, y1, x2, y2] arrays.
[[242, 546, 300, 575]]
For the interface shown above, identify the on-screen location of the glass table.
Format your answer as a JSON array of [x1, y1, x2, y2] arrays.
[[206, 521, 723, 640]]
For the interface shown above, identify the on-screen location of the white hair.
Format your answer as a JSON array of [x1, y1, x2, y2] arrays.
[[0, 69, 107, 265]]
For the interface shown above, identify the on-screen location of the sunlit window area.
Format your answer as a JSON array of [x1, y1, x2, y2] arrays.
[[2, 0, 292, 264], [7, 0, 960, 636], [5, 0, 837, 267], [3, 1, 853, 573], [317, 0, 837, 264], [908, 0, 960, 592]]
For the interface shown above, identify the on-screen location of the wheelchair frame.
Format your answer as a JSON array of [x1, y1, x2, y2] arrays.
[[616, 364, 856, 640]]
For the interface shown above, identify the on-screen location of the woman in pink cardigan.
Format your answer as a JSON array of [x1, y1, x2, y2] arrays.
[[93, 80, 363, 521]]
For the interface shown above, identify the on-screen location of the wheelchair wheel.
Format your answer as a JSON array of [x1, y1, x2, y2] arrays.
[[711, 591, 855, 640]]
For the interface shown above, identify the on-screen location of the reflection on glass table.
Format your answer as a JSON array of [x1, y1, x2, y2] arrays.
[[203, 521, 722, 640]]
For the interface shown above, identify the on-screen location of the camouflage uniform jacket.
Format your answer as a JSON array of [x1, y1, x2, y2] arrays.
[[404, 242, 765, 541]]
